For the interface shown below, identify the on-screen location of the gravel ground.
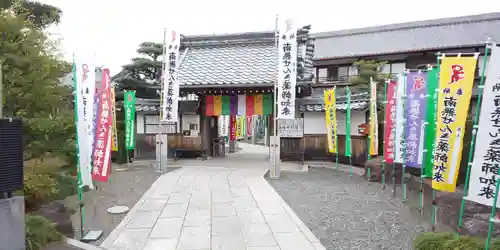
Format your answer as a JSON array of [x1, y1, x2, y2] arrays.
[[62, 162, 180, 247], [268, 168, 430, 250]]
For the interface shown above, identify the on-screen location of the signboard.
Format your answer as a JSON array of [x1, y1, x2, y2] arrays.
[[278, 118, 304, 138]]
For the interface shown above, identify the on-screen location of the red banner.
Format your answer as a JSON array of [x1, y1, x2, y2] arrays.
[[92, 69, 113, 182], [230, 116, 236, 141], [384, 80, 397, 164], [246, 115, 252, 137]]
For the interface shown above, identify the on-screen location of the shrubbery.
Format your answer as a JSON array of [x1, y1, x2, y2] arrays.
[[414, 232, 500, 250], [25, 215, 62, 250]]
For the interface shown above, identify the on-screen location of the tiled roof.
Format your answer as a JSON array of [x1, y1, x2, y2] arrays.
[[313, 12, 500, 60], [178, 26, 315, 86]]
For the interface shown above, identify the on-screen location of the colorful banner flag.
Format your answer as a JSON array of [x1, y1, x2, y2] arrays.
[[230, 115, 237, 141], [324, 88, 337, 153], [263, 93, 273, 116], [92, 69, 113, 182], [205, 95, 215, 116], [277, 18, 297, 119], [111, 86, 119, 152], [239, 116, 245, 139], [395, 74, 406, 163], [384, 80, 397, 164], [247, 115, 252, 137], [238, 95, 246, 116], [222, 95, 231, 115], [404, 71, 428, 168], [424, 67, 439, 177], [369, 78, 379, 155], [246, 95, 254, 116], [161, 29, 180, 122], [432, 56, 477, 192], [124, 91, 136, 150], [254, 94, 264, 115], [230, 95, 238, 116], [345, 87, 352, 157], [214, 95, 222, 116], [73, 57, 94, 189], [467, 48, 499, 206]]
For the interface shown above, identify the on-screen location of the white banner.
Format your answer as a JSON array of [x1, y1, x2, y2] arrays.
[[74, 56, 95, 189], [161, 29, 181, 122], [466, 45, 500, 207], [395, 73, 406, 163], [370, 78, 379, 154], [277, 18, 297, 119], [238, 94, 246, 116]]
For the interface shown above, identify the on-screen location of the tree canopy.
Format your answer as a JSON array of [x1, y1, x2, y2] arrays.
[[1, 3, 74, 164], [113, 42, 163, 98], [0, 0, 62, 28]]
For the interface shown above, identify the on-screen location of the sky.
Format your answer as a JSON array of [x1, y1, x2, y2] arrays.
[[40, 0, 500, 75]]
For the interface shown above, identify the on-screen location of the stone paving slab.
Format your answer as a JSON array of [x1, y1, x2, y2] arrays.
[[100, 167, 325, 250]]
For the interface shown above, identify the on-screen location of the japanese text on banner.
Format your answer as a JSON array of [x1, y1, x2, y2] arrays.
[[467, 46, 500, 206], [73, 57, 94, 189], [324, 88, 337, 153], [384, 80, 397, 164], [111, 87, 119, 151], [161, 30, 180, 122], [404, 71, 428, 168], [369, 78, 378, 155], [432, 56, 477, 192], [124, 91, 136, 150], [92, 69, 113, 182], [395, 74, 406, 163], [277, 19, 297, 119]]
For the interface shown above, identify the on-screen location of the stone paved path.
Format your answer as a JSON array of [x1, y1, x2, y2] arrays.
[[100, 167, 325, 250]]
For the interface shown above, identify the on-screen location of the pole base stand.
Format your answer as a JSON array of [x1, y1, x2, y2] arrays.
[[81, 229, 103, 243]]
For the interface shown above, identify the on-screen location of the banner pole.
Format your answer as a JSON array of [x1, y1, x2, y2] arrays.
[[381, 79, 388, 189], [419, 67, 432, 216], [71, 58, 85, 239], [485, 175, 500, 250], [401, 71, 408, 202], [346, 87, 353, 177], [456, 44, 490, 237], [431, 53, 442, 232]]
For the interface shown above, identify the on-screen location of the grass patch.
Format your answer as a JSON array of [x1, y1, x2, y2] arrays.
[[25, 215, 62, 250], [414, 232, 500, 250]]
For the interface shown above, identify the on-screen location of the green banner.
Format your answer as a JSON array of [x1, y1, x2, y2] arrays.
[[124, 91, 136, 150], [263, 93, 273, 116], [222, 95, 231, 115], [345, 87, 352, 157], [424, 67, 439, 177]]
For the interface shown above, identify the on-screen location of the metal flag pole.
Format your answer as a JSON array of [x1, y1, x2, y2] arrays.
[[271, 14, 280, 179], [401, 71, 408, 202], [431, 52, 442, 232], [381, 79, 389, 189], [345, 86, 353, 177], [457, 43, 491, 237]]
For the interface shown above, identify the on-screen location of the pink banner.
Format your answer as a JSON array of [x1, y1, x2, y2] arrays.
[[230, 116, 236, 141], [246, 116, 252, 137], [384, 80, 397, 164], [92, 69, 113, 182]]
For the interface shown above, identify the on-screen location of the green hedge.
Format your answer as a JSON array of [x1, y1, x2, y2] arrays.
[[25, 215, 61, 250], [414, 232, 500, 250]]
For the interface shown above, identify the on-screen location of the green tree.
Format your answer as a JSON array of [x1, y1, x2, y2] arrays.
[[0, 0, 62, 28], [349, 60, 391, 92], [114, 42, 163, 98]]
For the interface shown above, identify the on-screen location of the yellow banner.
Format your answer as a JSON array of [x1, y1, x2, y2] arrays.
[[236, 116, 241, 138], [111, 87, 119, 151], [432, 56, 477, 192], [324, 88, 337, 153], [369, 78, 378, 155]]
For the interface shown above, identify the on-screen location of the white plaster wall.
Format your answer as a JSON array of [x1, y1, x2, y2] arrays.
[[303, 111, 365, 135]]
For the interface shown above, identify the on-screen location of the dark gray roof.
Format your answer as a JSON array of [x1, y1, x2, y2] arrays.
[[178, 26, 315, 86], [313, 12, 500, 60]]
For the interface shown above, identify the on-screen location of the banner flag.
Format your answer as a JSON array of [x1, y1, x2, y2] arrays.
[[230, 116, 237, 141], [92, 69, 113, 182], [246, 115, 252, 137], [369, 78, 379, 155], [404, 71, 428, 168], [254, 94, 264, 115], [222, 95, 231, 115], [345, 88, 352, 157], [205, 95, 215, 116], [124, 91, 136, 150], [161, 29, 180, 122], [432, 56, 477, 192], [238, 95, 246, 116], [395, 74, 406, 163], [73, 57, 94, 188], [263, 93, 273, 116], [467, 46, 500, 206], [384, 80, 398, 164], [277, 19, 297, 119], [424, 68, 440, 177], [111, 86, 119, 152], [324, 88, 337, 153]]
